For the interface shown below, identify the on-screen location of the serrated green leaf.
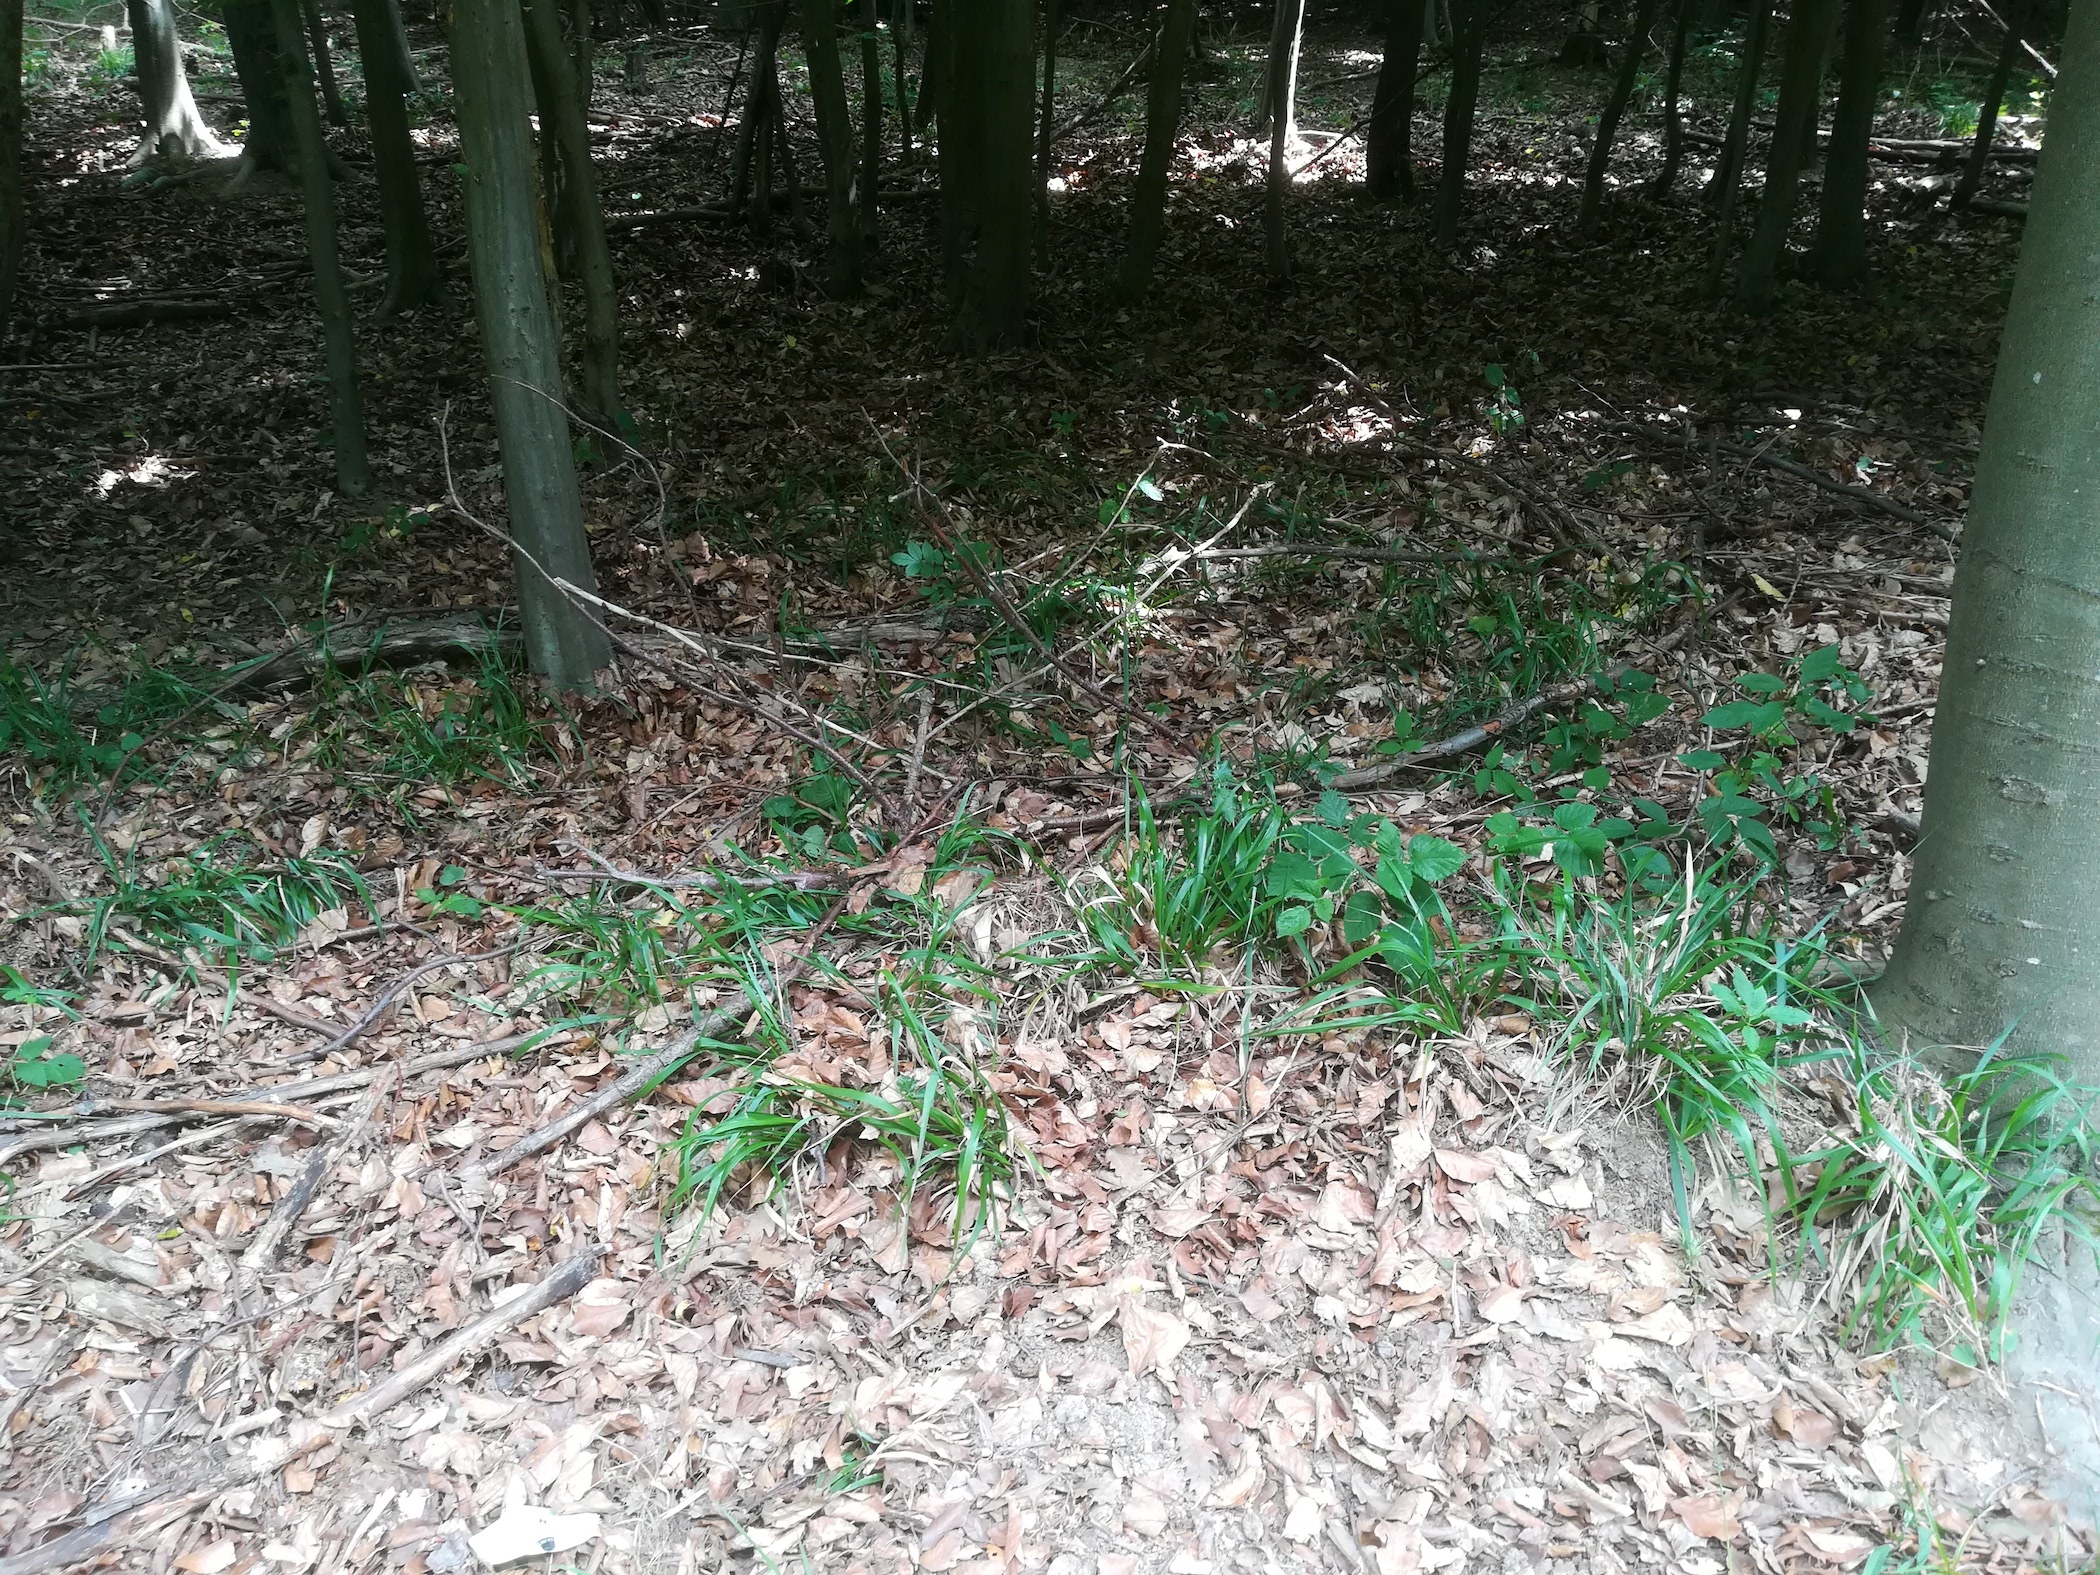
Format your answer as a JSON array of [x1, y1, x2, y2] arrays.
[[1405, 834, 1465, 883]]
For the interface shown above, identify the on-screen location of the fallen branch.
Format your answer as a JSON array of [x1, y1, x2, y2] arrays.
[[318, 1252, 598, 1427], [1330, 596, 1733, 792], [212, 612, 519, 698], [72, 1096, 337, 1126], [279, 938, 531, 1067], [59, 299, 241, 328], [238, 1071, 395, 1279], [1191, 542, 1505, 567]]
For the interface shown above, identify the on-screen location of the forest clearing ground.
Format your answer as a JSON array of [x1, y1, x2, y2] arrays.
[[0, 12, 2089, 1575]]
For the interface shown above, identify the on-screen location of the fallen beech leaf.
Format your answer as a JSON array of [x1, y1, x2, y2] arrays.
[[1476, 1284, 1527, 1323], [568, 1279, 632, 1338], [1801, 1527, 1876, 1563], [1123, 1484, 1171, 1537], [1314, 1178, 1375, 1231], [1435, 1147, 1498, 1184], [1150, 1204, 1211, 1238], [1670, 1493, 1741, 1541], [174, 1540, 237, 1574], [1121, 1299, 1192, 1378], [1206, 1448, 1264, 1508]]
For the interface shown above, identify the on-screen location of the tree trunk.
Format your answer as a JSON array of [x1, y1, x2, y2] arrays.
[[1954, 3, 2023, 207], [385, 0, 419, 90], [1892, 0, 1929, 49], [1116, 0, 1196, 298], [1649, 0, 1693, 195], [450, 0, 611, 690], [350, 0, 441, 311], [269, 0, 370, 496], [1733, 0, 1838, 312], [1433, 0, 1486, 247], [855, 0, 881, 248], [524, 0, 623, 423], [222, 0, 299, 170], [1262, 0, 1304, 278], [1808, 0, 1884, 288], [800, 0, 863, 295], [1578, 0, 1665, 230], [300, 0, 348, 125], [1034, 0, 1056, 259], [893, 0, 914, 156], [127, 0, 227, 163], [1366, 0, 1426, 202], [1702, 0, 1772, 296], [943, 0, 1031, 347], [729, 0, 785, 225], [1256, 0, 1293, 132], [1871, 0, 2100, 1073], [0, 0, 22, 342]]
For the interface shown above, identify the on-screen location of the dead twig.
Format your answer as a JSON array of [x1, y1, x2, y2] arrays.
[[238, 1070, 396, 1279], [278, 938, 531, 1067]]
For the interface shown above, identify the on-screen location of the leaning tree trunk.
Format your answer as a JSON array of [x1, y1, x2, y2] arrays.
[[269, 0, 369, 495], [1433, 0, 1487, 247], [1734, 0, 1838, 312], [1871, 0, 2100, 1073], [1954, 3, 2023, 207], [1578, 0, 1665, 230], [524, 0, 624, 423], [222, 0, 299, 170], [450, 0, 610, 690], [943, 0, 1032, 347], [1262, 0, 1305, 278], [1365, 0, 1426, 201], [1702, 0, 1772, 295], [350, 0, 441, 311], [299, 0, 348, 125], [1650, 0, 1694, 195], [800, 0, 863, 296], [1808, 0, 1884, 288], [0, 0, 21, 340], [1117, 0, 1197, 297], [128, 0, 227, 163]]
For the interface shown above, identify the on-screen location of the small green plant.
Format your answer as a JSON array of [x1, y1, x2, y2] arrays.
[[0, 653, 209, 793], [763, 770, 861, 862], [81, 834, 370, 967], [7, 1036, 86, 1092], [1482, 363, 1525, 434]]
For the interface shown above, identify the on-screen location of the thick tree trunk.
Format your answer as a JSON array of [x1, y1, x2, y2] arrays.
[[1808, 0, 1884, 289], [524, 0, 624, 422], [1116, 0, 1197, 298], [350, 0, 441, 311], [0, 0, 21, 341], [269, 0, 369, 495], [1872, 0, 2100, 1073], [934, 0, 970, 300], [300, 0, 348, 125], [1734, 0, 1838, 312], [1432, 0, 1486, 247], [800, 0, 863, 295], [855, 0, 881, 248], [941, 0, 1032, 347], [1954, 4, 2023, 207], [1365, 0, 1426, 201], [450, 0, 610, 690], [127, 0, 227, 164], [222, 0, 299, 170], [1650, 0, 1693, 195], [1578, 0, 1665, 230], [1262, 0, 1304, 278], [1702, 0, 1772, 296], [385, 0, 419, 90]]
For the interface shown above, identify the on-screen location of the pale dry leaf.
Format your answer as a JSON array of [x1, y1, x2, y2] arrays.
[[173, 1540, 237, 1575], [1670, 1493, 1741, 1541], [568, 1279, 632, 1338], [1434, 1147, 1497, 1184], [1476, 1284, 1527, 1323], [1121, 1299, 1192, 1378], [1123, 1484, 1171, 1537]]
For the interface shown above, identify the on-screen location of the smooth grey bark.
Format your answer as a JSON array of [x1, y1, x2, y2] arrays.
[[799, 0, 863, 295], [350, 0, 440, 311], [1734, 0, 1838, 312], [1432, 0, 1486, 247], [269, 0, 369, 495], [1702, 0, 1772, 295], [1954, 3, 2023, 207], [0, 0, 21, 341], [942, 0, 1032, 347], [1365, 0, 1426, 201], [1809, 0, 1885, 289], [299, 0, 347, 124], [127, 0, 227, 163], [523, 0, 623, 422], [1871, 0, 2100, 1073], [222, 0, 298, 170], [1261, 0, 1304, 278], [1578, 0, 1665, 229], [1117, 0, 1197, 298], [450, 0, 610, 691]]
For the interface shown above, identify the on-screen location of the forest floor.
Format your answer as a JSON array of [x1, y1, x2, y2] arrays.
[[0, 10, 2088, 1575]]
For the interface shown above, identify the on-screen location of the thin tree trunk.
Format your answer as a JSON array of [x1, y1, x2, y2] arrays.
[[525, 0, 623, 422], [350, 0, 441, 311], [1650, 0, 1693, 195], [1366, 0, 1426, 202], [1872, 0, 2100, 1071], [1702, 0, 1772, 295], [1892, 0, 1929, 49], [450, 0, 610, 690], [1954, 2, 2023, 207], [269, 0, 369, 496], [945, 0, 1032, 347], [1034, 0, 1057, 259], [300, 0, 348, 125], [774, 81, 810, 241], [893, 0, 914, 156], [855, 0, 881, 248], [1433, 0, 1486, 247], [1117, 0, 1197, 298], [0, 0, 22, 341], [127, 0, 227, 163], [1734, 0, 1838, 312], [730, 2, 786, 221], [1262, 0, 1305, 277], [1578, 0, 1665, 230], [800, 0, 863, 295], [386, 0, 419, 89], [222, 0, 298, 170], [1808, 0, 1884, 288]]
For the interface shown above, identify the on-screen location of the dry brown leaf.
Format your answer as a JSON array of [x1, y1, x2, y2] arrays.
[[1434, 1147, 1498, 1184], [173, 1541, 237, 1575], [1121, 1299, 1192, 1378], [1476, 1284, 1527, 1323], [1670, 1492, 1742, 1541], [569, 1279, 633, 1338]]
